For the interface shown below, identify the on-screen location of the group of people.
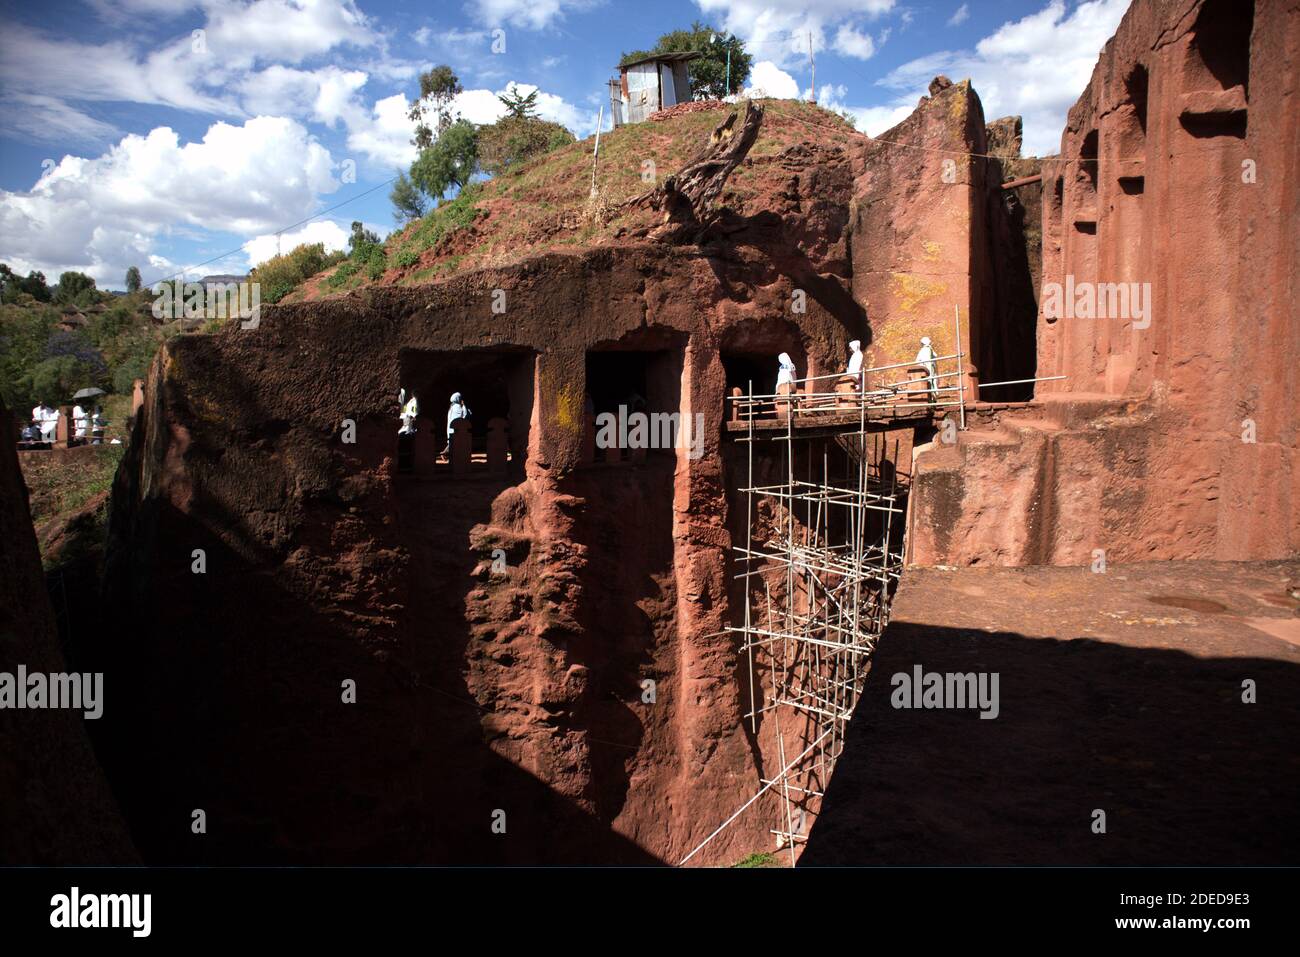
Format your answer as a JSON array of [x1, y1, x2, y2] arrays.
[[20, 402, 111, 445], [394, 338, 941, 455], [777, 337, 939, 391], [397, 389, 472, 458]]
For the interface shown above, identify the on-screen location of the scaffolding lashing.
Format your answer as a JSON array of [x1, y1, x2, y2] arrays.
[[683, 390, 910, 866]]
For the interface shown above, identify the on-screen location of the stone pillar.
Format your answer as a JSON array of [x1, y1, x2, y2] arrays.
[[904, 366, 932, 405], [729, 387, 742, 422], [486, 418, 509, 474], [54, 407, 72, 449], [775, 381, 793, 420], [132, 378, 145, 416], [581, 396, 596, 465], [450, 426, 472, 475], [412, 423, 437, 475], [834, 375, 858, 409]]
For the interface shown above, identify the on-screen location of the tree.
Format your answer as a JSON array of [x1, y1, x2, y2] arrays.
[[0, 302, 55, 408], [349, 221, 380, 252], [0, 264, 52, 303], [498, 86, 539, 119], [621, 22, 752, 100], [390, 171, 428, 223], [478, 115, 574, 176], [54, 271, 97, 307], [125, 266, 142, 293], [408, 65, 463, 151], [409, 119, 479, 202]]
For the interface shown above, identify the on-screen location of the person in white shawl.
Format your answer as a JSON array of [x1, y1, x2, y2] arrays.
[[846, 340, 864, 388], [398, 389, 419, 435], [442, 392, 471, 456], [915, 337, 938, 390], [776, 353, 797, 388]]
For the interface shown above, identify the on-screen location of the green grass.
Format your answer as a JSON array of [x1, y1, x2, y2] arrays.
[[300, 99, 863, 297], [44, 442, 122, 520], [406, 187, 485, 253], [730, 851, 777, 868]]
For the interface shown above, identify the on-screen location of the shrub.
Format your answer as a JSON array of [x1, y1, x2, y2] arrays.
[[410, 186, 484, 252], [478, 115, 575, 175], [250, 243, 348, 303]]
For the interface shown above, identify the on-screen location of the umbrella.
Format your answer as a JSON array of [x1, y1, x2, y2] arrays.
[[71, 387, 106, 400]]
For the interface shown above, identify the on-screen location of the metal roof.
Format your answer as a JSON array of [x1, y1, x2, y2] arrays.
[[618, 51, 701, 70]]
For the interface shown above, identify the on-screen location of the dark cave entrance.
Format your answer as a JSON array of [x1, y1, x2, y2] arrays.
[[397, 347, 535, 473], [722, 351, 777, 398], [585, 330, 686, 462]]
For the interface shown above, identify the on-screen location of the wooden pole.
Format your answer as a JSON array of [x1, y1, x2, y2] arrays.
[[809, 32, 816, 103], [589, 105, 604, 198]]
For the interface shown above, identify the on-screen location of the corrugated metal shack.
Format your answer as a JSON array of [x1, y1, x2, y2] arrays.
[[609, 51, 700, 125]]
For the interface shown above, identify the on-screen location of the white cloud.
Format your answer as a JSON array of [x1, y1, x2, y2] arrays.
[[345, 93, 417, 168], [238, 65, 369, 127], [467, 0, 600, 31], [234, 69, 590, 170], [817, 83, 849, 103], [449, 83, 590, 135], [833, 24, 876, 60], [744, 61, 800, 100], [875, 0, 1129, 154], [0, 0, 382, 145], [0, 117, 340, 285], [243, 219, 351, 267], [694, 0, 896, 68], [87, 0, 201, 19], [199, 0, 376, 69], [4, 95, 119, 144], [948, 3, 970, 27]]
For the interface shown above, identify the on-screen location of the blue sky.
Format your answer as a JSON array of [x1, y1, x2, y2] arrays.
[[0, 0, 1130, 289]]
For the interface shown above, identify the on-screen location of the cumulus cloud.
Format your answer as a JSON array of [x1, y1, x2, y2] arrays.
[[0, 0, 383, 145], [466, 0, 601, 31], [695, 0, 896, 68], [200, 0, 376, 68], [447, 83, 591, 134], [345, 93, 417, 169], [242, 219, 352, 267], [744, 61, 801, 100], [832, 24, 877, 60], [0, 117, 340, 285], [237, 65, 369, 127], [875, 0, 1128, 154]]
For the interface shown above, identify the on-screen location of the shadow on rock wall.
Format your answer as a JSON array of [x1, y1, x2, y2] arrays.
[[801, 622, 1300, 865]]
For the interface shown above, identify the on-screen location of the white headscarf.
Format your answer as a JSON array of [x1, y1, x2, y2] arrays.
[[847, 340, 863, 376], [916, 337, 937, 378], [776, 352, 797, 387], [447, 393, 470, 433]]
